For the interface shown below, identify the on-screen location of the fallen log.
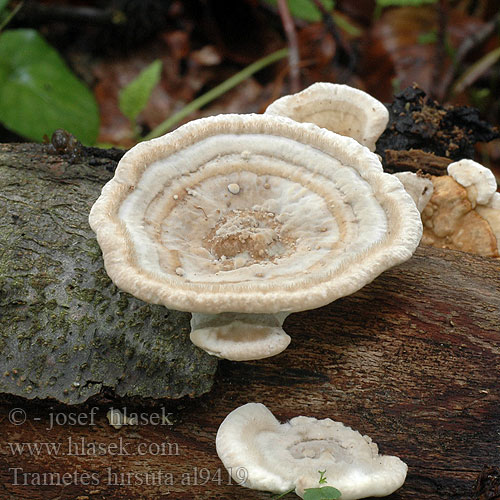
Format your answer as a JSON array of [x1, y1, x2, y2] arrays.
[[0, 142, 499, 499]]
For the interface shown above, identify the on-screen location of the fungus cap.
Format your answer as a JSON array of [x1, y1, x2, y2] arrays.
[[421, 175, 499, 257], [447, 159, 497, 206], [394, 171, 434, 213], [189, 312, 291, 361], [89, 114, 421, 316], [216, 403, 408, 499], [265, 83, 389, 151], [476, 192, 500, 248]]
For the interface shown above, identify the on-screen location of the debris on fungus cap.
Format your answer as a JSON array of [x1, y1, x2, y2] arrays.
[[421, 160, 499, 257], [216, 403, 408, 500], [89, 113, 422, 361], [265, 82, 389, 152]]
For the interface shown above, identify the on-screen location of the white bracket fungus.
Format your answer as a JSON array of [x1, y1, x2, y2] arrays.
[[447, 159, 497, 206], [393, 171, 434, 213], [190, 312, 290, 361], [476, 192, 500, 249], [265, 82, 389, 152], [89, 112, 422, 361], [216, 403, 408, 499], [419, 159, 499, 256]]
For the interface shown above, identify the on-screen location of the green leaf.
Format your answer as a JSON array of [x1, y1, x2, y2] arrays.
[[0, 0, 24, 32], [0, 0, 8, 9], [417, 31, 437, 44], [331, 12, 362, 36], [303, 486, 342, 500], [119, 59, 162, 124], [0, 0, 9, 15], [0, 29, 99, 144], [262, 0, 334, 23], [318, 470, 327, 484]]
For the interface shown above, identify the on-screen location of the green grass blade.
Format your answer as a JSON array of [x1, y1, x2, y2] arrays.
[[143, 47, 289, 141], [119, 59, 163, 124]]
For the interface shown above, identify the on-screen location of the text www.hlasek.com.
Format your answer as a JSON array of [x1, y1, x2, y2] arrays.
[[6, 436, 179, 456]]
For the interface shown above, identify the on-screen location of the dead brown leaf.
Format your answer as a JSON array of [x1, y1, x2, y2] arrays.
[[360, 6, 485, 103]]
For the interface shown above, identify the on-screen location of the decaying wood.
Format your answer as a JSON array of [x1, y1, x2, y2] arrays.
[[384, 148, 452, 176], [0, 142, 499, 499], [473, 466, 500, 499], [1, 240, 499, 498], [375, 85, 499, 164]]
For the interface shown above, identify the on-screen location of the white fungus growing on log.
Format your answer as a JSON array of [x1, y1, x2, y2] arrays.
[[420, 159, 500, 257], [265, 82, 389, 152], [216, 403, 408, 499], [89, 111, 422, 361]]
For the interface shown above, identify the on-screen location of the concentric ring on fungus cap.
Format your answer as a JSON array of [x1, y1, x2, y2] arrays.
[[89, 113, 422, 316]]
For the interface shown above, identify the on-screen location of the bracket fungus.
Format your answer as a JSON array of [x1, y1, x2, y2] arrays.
[[265, 82, 389, 152], [89, 112, 422, 361], [393, 171, 434, 213], [421, 159, 500, 257], [216, 403, 408, 499], [447, 159, 497, 206]]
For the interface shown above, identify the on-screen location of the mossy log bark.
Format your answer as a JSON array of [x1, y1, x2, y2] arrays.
[[0, 143, 499, 499], [0, 143, 217, 404]]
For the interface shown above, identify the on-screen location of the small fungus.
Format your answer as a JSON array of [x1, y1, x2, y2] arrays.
[[265, 82, 389, 152], [447, 159, 500, 251], [421, 176, 497, 256], [216, 403, 408, 499], [393, 171, 434, 213], [89, 112, 421, 360], [476, 193, 500, 249], [106, 408, 138, 429], [447, 159, 497, 206], [421, 159, 499, 257]]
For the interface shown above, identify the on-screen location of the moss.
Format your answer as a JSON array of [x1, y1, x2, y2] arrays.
[[58, 353, 69, 363], [73, 287, 97, 303], [45, 299, 58, 311], [30, 272, 57, 290], [0, 145, 217, 404]]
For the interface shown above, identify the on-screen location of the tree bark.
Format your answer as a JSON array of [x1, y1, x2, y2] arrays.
[[0, 143, 217, 404], [0, 143, 499, 499]]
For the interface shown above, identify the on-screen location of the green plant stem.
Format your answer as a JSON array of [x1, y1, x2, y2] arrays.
[[271, 487, 295, 499], [331, 12, 362, 36], [143, 47, 289, 141], [0, 1, 24, 32]]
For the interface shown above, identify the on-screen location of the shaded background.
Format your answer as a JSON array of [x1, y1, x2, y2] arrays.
[[0, 0, 498, 179]]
